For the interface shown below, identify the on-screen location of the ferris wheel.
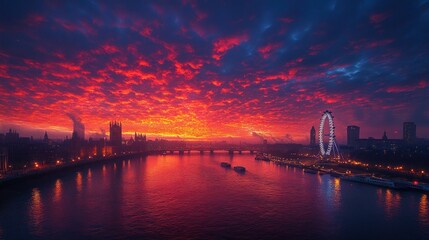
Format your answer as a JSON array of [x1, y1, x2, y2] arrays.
[[318, 110, 338, 158]]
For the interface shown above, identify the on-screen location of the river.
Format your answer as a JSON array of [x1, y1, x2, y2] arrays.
[[0, 153, 428, 239]]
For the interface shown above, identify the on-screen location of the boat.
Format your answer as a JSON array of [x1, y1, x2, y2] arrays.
[[412, 183, 429, 193], [405, 181, 429, 192], [233, 166, 246, 173], [255, 153, 270, 161], [303, 169, 318, 174], [393, 179, 416, 189], [329, 170, 344, 178], [220, 162, 231, 168], [341, 174, 396, 188], [393, 180, 429, 192]]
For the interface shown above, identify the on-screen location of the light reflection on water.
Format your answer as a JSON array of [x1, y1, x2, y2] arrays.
[[29, 188, 44, 236], [384, 189, 401, 219], [420, 194, 429, 226], [76, 172, 82, 193], [0, 154, 427, 239], [53, 179, 62, 203], [333, 178, 341, 209]]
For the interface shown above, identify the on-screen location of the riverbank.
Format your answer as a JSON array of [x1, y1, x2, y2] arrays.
[[259, 153, 429, 193], [0, 152, 146, 187]]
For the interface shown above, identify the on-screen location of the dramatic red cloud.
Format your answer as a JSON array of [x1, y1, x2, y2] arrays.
[[54, 18, 96, 35], [100, 44, 120, 54], [258, 42, 282, 59], [1, 1, 428, 144], [211, 80, 222, 86], [386, 80, 428, 93], [212, 34, 248, 60]]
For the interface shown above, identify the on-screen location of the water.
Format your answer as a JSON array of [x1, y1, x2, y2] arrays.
[[0, 153, 428, 239]]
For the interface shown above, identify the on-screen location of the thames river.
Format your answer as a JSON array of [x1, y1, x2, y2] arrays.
[[0, 153, 428, 239]]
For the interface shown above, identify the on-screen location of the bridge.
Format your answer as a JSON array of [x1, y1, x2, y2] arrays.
[[150, 147, 262, 155]]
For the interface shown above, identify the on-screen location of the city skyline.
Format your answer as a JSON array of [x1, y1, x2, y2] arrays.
[[0, 117, 424, 146], [1, 1, 429, 144]]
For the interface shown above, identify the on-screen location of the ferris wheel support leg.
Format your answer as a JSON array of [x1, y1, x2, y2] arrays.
[[333, 141, 343, 161]]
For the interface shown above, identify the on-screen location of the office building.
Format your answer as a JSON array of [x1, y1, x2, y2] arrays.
[[347, 125, 360, 147]]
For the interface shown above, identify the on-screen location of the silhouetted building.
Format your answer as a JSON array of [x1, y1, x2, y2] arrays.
[[126, 132, 147, 153], [382, 130, 388, 141], [134, 132, 146, 143], [310, 126, 316, 146], [267, 143, 303, 154], [403, 122, 416, 143], [5, 129, 19, 144], [110, 121, 122, 147], [355, 136, 403, 151], [347, 126, 360, 148], [0, 147, 7, 172], [43, 131, 49, 144]]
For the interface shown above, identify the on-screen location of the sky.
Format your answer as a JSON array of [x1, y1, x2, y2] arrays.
[[1, 0, 429, 144]]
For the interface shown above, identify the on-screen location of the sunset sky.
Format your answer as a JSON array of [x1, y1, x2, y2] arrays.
[[1, 0, 428, 144]]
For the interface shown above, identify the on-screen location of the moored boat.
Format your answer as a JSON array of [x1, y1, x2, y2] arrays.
[[233, 166, 246, 173], [404, 181, 429, 192], [255, 153, 270, 161], [220, 162, 231, 168], [341, 174, 397, 188], [329, 170, 344, 178], [303, 169, 318, 174]]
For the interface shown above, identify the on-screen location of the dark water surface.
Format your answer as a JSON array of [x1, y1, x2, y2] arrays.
[[0, 153, 428, 239]]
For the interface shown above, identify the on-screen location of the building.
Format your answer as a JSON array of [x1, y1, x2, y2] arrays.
[[43, 131, 49, 143], [382, 131, 388, 141], [128, 133, 147, 153], [109, 121, 122, 147], [355, 136, 404, 151], [347, 125, 360, 148], [403, 122, 416, 143], [5, 129, 19, 144], [0, 147, 7, 172], [310, 126, 316, 146]]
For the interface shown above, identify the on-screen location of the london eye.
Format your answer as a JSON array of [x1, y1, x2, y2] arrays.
[[319, 110, 335, 158]]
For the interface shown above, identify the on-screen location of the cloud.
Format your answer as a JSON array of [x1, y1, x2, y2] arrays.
[[212, 34, 248, 60], [0, 0, 428, 143], [386, 80, 428, 93]]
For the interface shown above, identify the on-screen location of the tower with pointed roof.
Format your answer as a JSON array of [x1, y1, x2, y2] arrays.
[[109, 121, 122, 147]]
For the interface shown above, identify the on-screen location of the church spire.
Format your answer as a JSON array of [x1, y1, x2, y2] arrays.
[[382, 130, 388, 141]]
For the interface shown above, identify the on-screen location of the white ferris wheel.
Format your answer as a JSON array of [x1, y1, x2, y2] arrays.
[[318, 110, 342, 160]]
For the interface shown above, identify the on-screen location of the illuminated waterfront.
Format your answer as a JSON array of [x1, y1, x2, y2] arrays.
[[0, 153, 428, 239]]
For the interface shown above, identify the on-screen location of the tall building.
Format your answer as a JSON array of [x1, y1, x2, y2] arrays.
[[5, 129, 19, 144], [347, 126, 360, 147], [382, 130, 388, 141], [43, 131, 49, 143], [403, 122, 416, 143], [110, 121, 122, 146], [0, 147, 8, 172], [310, 126, 316, 146]]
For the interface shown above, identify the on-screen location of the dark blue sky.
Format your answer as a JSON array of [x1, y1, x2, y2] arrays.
[[0, 0, 428, 143]]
